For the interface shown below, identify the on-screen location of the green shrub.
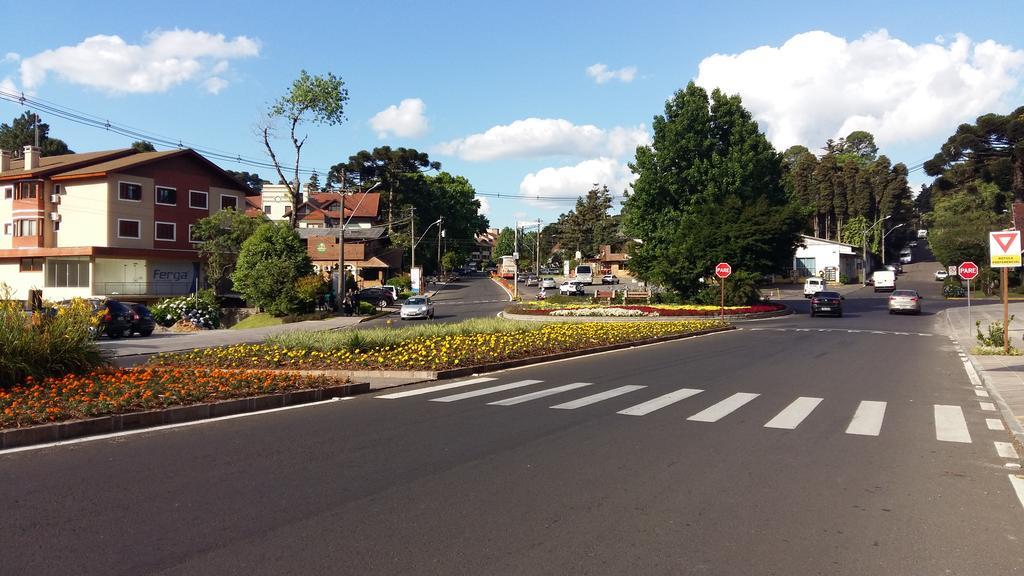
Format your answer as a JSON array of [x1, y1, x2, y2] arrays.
[[293, 274, 328, 313], [976, 316, 1014, 348], [0, 285, 106, 388], [694, 271, 761, 306], [651, 291, 686, 304], [151, 290, 221, 328], [386, 274, 412, 290], [357, 301, 375, 314]]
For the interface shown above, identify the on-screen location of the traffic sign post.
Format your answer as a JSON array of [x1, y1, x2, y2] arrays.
[[988, 231, 1021, 354], [715, 263, 732, 318], [959, 261, 979, 331]]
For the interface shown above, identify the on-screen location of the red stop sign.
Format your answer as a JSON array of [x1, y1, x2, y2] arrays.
[[958, 261, 979, 280], [715, 262, 732, 279]]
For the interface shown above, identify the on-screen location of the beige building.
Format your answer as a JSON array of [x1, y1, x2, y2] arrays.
[[0, 146, 252, 302]]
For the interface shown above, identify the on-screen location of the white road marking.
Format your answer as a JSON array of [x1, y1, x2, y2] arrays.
[[980, 402, 997, 411], [995, 442, 1020, 459], [431, 380, 543, 402], [764, 397, 823, 429], [551, 385, 646, 410], [377, 377, 496, 399], [846, 401, 887, 436], [618, 388, 704, 416], [933, 405, 972, 443], [986, 418, 1006, 431], [1009, 475, 1024, 511], [974, 388, 990, 398], [687, 392, 760, 423], [488, 382, 593, 406]]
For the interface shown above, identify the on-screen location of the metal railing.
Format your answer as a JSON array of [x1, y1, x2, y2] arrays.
[[94, 282, 195, 297]]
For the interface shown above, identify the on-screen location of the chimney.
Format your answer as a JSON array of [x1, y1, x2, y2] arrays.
[[23, 145, 40, 170], [0, 150, 10, 173]]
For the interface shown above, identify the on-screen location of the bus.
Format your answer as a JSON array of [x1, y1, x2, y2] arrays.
[[498, 255, 517, 279]]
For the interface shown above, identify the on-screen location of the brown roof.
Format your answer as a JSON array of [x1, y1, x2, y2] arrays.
[[303, 191, 380, 219], [50, 149, 251, 193], [0, 149, 135, 181]]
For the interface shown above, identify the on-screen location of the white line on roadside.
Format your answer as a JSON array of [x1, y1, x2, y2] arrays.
[[996, 442, 1020, 459], [618, 388, 703, 416], [376, 377, 496, 399], [488, 382, 593, 406], [974, 388, 990, 398], [980, 402, 997, 411], [764, 397, 823, 430], [846, 401, 887, 436], [431, 380, 543, 402], [551, 385, 646, 410], [0, 397, 352, 456], [1009, 475, 1024, 511], [687, 392, 760, 423], [934, 405, 972, 443], [987, 418, 1006, 431]]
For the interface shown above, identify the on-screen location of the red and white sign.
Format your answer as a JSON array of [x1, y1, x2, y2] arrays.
[[989, 230, 1022, 268], [958, 261, 979, 280], [715, 262, 732, 279]]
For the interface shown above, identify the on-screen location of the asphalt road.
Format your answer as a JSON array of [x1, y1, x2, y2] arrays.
[[364, 272, 512, 326], [3, 246, 1021, 575]]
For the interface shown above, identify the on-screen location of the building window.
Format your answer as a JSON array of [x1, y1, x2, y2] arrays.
[[155, 186, 177, 206], [53, 220, 60, 232], [20, 257, 44, 272], [15, 181, 40, 200], [53, 184, 63, 196], [14, 219, 39, 237], [46, 259, 90, 288], [220, 195, 238, 211], [118, 182, 143, 202], [4, 186, 14, 199], [117, 219, 141, 239], [263, 205, 272, 214], [3, 222, 10, 235], [155, 221, 176, 241], [189, 190, 208, 209]]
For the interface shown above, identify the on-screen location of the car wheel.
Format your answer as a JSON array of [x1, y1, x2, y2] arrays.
[[139, 329, 153, 337], [378, 299, 389, 308], [837, 312, 843, 317], [889, 309, 894, 314]]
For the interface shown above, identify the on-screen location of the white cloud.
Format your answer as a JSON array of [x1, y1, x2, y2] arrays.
[[0, 77, 16, 93], [586, 63, 637, 84], [695, 30, 1024, 150], [437, 118, 649, 161], [368, 98, 429, 138], [203, 77, 228, 94], [519, 157, 635, 209], [2, 53, 19, 64], [20, 29, 259, 94], [476, 196, 491, 215]]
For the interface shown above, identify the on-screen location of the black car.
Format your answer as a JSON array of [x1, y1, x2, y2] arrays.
[[357, 288, 395, 308], [809, 291, 844, 317], [82, 299, 133, 338], [122, 302, 156, 337]]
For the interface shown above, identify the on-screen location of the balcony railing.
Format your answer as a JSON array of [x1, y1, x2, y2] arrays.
[[94, 282, 195, 297]]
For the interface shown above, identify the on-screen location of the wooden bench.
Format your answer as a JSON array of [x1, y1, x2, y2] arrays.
[[623, 290, 652, 304], [594, 289, 616, 304]]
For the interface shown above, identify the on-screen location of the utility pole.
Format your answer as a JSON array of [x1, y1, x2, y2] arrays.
[[536, 218, 541, 275], [410, 206, 416, 272], [437, 217, 443, 274]]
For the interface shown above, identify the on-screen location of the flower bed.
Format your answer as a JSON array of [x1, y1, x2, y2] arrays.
[[0, 368, 347, 429], [150, 319, 728, 372], [514, 302, 784, 317]]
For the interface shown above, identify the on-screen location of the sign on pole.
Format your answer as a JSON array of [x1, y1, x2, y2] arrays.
[[947, 265, 957, 276], [989, 231, 1022, 268], [959, 261, 978, 330], [714, 263, 732, 279]]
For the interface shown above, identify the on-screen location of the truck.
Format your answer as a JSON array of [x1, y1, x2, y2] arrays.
[[872, 270, 896, 292], [498, 255, 517, 279]]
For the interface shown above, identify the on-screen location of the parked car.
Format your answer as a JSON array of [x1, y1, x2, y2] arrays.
[[601, 274, 619, 285], [559, 281, 586, 296], [899, 249, 913, 264], [809, 291, 844, 317], [803, 277, 827, 298], [888, 289, 922, 314], [934, 269, 949, 281], [83, 299, 133, 339], [540, 278, 557, 289], [121, 302, 156, 337], [381, 285, 400, 301], [357, 288, 395, 308], [400, 296, 434, 320], [525, 275, 539, 287]]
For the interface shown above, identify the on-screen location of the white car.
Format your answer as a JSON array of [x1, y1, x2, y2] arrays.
[[934, 269, 949, 281], [559, 281, 586, 296], [399, 296, 434, 320], [803, 277, 827, 298]]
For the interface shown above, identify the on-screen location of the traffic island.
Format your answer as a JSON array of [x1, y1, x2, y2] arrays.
[[502, 302, 791, 322]]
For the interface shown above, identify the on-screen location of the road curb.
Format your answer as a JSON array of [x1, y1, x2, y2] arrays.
[[498, 306, 791, 323], [0, 382, 369, 451]]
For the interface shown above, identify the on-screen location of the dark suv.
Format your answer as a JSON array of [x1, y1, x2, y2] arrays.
[[121, 302, 157, 337], [357, 288, 395, 308], [88, 299, 133, 338]]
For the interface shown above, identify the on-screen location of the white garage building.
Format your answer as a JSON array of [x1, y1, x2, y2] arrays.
[[793, 235, 862, 283]]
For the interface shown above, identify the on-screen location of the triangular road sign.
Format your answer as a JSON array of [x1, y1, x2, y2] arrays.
[[993, 232, 1018, 253], [990, 230, 1022, 268]]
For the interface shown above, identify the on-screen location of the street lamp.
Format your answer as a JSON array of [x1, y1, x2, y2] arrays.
[[862, 215, 891, 284], [412, 217, 444, 291], [337, 180, 382, 312], [881, 222, 906, 265]]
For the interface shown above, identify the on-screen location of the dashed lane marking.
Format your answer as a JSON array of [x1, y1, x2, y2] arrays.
[[618, 388, 704, 416], [488, 382, 593, 406], [377, 377, 496, 399], [846, 401, 887, 436], [996, 442, 1020, 459], [687, 392, 760, 423], [744, 327, 932, 337], [431, 380, 543, 403], [1009, 475, 1024, 510], [987, 418, 1006, 431], [934, 405, 972, 443], [980, 402, 997, 412], [550, 385, 646, 410], [764, 396, 823, 430]]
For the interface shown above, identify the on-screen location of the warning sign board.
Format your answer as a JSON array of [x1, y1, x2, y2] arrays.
[[989, 231, 1022, 268]]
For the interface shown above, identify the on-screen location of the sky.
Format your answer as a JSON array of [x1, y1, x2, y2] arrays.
[[1, 0, 1022, 231]]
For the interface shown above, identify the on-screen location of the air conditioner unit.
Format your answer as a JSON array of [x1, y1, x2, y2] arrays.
[[50, 212, 61, 222], [50, 194, 60, 204]]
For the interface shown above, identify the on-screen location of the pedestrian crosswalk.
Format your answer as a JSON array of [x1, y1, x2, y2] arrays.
[[377, 377, 1006, 445]]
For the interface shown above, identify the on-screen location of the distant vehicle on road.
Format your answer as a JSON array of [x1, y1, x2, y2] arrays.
[[357, 287, 395, 308], [498, 255, 516, 279], [559, 281, 586, 296], [917, 229, 928, 239], [121, 302, 156, 337], [809, 291, 843, 317], [888, 289, 922, 314], [934, 269, 949, 281], [573, 264, 594, 285], [400, 296, 434, 320], [899, 249, 912, 264], [803, 277, 827, 298], [525, 275, 539, 286], [540, 278, 557, 289], [601, 274, 619, 285], [872, 270, 896, 292]]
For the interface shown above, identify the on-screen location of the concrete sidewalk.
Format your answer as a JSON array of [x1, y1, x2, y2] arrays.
[[945, 302, 1024, 447]]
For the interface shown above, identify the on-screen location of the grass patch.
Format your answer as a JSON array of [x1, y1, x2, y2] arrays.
[[231, 313, 285, 330], [971, 346, 1023, 356]]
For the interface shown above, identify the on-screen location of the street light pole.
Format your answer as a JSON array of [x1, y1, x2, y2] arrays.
[[881, 222, 906, 265], [861, 215, 891, 284], [337, 180, 381, 312]]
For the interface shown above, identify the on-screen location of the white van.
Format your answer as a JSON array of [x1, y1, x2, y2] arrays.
[[803, 277, 827, 298], [899, 248, 912, 264], [872, 270, 896, 292], [573, 264, 594, 285]]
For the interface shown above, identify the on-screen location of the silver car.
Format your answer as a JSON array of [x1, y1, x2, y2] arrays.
[[888, 289, 922, 314], [400, 296, 434, 320], [540, 277, 557, 289]]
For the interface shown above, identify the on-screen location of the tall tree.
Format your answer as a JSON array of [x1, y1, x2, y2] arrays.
[[403, 171, 488, 272], [232, 222, 313, 315], [326, 146, 440, 230], [225, 170, 268, 194], [494, 227, 516, 258], [552, 186, 619, 258], [622, 82, 803, 297], [191, 208, 264, 295], [0, 112, 73, 156], [131, 140, 156, 152], [260, 70, 349, 228]]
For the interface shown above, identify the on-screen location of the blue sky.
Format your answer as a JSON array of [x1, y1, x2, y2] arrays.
[[2, 0, 1022, 231]]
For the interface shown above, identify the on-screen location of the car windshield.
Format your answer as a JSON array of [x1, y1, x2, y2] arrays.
[[406, 298, 427, 305], [816, 292, 840, 298], [892, 290, 917, 297]]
